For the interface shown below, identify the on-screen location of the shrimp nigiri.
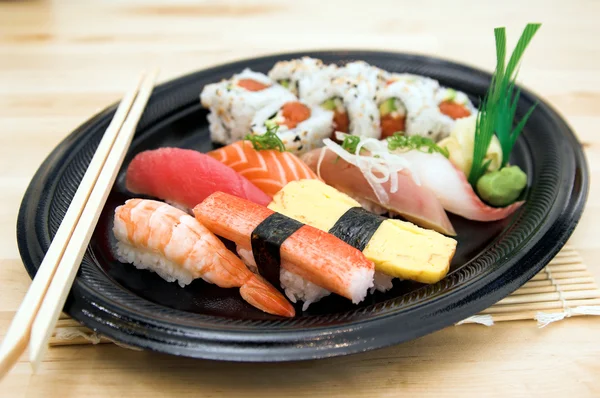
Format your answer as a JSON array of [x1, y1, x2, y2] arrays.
[[396, 150, 524, 221], [113, 198, 295, 317]]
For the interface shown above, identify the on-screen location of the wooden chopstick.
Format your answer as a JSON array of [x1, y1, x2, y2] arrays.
[[27, 70, 158, 371], [0, 70, 157, 380], [0, 73, 144, 380]]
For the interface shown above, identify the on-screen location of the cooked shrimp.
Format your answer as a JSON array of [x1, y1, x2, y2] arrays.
[[113, 198, 295, 317]]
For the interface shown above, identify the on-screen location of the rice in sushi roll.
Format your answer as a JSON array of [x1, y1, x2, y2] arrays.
[[200, 68, 295, 144], [268, 57, 335, 97], [250, 99, 334, 154], [338, 60, 389, 93], [435, 87, 476, 120], [377, 74, 455, 140], [270, 59, 383, 138], [301, 76, 381, 138]]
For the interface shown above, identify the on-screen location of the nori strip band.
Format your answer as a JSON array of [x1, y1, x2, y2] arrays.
[[328, 207, 385, 251], [251, 213, 304, 289]]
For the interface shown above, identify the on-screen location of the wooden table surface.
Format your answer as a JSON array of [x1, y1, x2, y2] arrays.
[[1, 0, 599, 396]]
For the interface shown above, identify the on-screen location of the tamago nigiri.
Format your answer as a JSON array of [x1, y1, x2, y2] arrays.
[[113, 198, 295, 317]]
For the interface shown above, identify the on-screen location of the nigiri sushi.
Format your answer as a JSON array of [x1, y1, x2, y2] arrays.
[[207, 140, 318, 198], [125, 147, 271, 209], [393, 150, 524, 221], [268, 180, 457, 284], [193, 192, 375, 308], [301, 142, 456, 235], [113, 199, 295, 318]]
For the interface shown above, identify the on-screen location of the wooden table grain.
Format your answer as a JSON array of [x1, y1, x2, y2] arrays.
[[1, 0, 599, 396]]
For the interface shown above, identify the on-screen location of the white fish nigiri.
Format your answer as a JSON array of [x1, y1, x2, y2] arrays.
[[396, 150, 524, 221], [302, 147, 456, 235]]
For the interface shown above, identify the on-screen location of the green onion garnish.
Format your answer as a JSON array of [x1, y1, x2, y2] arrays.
[[244, 124, 286, 152], [387, 133, 449, 158]]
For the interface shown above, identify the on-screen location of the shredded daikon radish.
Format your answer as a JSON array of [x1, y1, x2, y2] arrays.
[[323, 134, 421, 200]]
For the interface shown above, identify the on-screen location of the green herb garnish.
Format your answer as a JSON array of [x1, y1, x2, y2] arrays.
[[469, 23, 541, 186], [387, 133, 449, 157], [341, 134, 363, 154], [244, 124, 286, 152]]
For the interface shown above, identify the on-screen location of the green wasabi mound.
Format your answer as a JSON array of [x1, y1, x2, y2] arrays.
[[476, 165, 527, 207]]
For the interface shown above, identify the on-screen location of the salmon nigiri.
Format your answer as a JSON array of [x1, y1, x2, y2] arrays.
[[113, 199, 295, 317], [208, 140, 318, 197], [126, 147, 271, 209]]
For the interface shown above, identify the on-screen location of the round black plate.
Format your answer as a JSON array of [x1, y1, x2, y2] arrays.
[[17, 51, 588, 361]]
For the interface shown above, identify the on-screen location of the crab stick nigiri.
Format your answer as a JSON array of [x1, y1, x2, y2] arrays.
[[125, 147, 271, 209], [193, 192, 375, 306], [207, 140, 318, 198], [113, 199, 295, 317]]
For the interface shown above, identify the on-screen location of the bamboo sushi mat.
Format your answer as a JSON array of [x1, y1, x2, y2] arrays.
[[50, 245, 600, 347]]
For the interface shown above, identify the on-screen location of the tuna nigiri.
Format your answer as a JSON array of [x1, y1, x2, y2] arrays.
[[208, 140, 318, 198], [125, 147, 271, 209], [301, 145, 456, 236], [395, 150, 524, 221], [193, 192, 375, 308], [113, 199, 295, 317]]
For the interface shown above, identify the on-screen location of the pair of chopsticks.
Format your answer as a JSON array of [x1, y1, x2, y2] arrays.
[[0, 70, 159, 379]]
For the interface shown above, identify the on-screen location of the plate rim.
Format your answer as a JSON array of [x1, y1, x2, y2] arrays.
[[16, 50, 589, 361]]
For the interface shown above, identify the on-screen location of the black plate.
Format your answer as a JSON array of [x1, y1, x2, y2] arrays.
[[17, 51, 588, 361]]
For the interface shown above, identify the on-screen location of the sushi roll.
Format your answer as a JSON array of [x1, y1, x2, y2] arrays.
[[250, 99, 334, 154], [377, 75, 454, 140], [200, 68, 296, 144], [113, 199, 295, 317], [338, 60, 389, 93], [435, 87, 476, 120], [269, 58, 380, 138], [303, 76, 381, 138], [268, 57, 333, 97]]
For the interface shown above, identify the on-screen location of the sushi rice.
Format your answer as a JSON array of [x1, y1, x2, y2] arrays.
[[115, 242, 195, 288], [268, 57, 331, 97], [250, 99, 334, 154], [377, 76, 454, 140], [237, 246, 391, 311], [435, 86, 477, 114], [302, 76, 381, 138], [338, 60, 389, 93], [200, 68, 295, 144]]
